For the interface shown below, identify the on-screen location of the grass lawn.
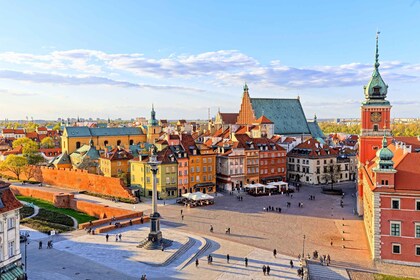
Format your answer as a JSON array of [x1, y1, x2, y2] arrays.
[[374, 274, 419, 280], [16, 195, 96, 224]]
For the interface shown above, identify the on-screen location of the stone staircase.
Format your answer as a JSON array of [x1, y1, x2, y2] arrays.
[[181, 237, 212, 270], [308, 262, 350, 280]]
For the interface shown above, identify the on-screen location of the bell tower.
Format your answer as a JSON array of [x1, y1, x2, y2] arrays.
[[357, 32, 393, 214], [359, 32, 392, 164], [147, 104, 162, 144]]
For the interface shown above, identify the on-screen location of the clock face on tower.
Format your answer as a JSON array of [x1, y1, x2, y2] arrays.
[[370, 112, 382, 123]]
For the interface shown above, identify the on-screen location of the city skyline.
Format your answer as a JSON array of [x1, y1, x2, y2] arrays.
[[1, 1, 420, 120]]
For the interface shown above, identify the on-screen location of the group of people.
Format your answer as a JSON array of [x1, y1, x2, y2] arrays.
[[264, 206, 282, 213], [262, 265, 271, 276], [38, 240, 53, 249], [236, 195, 244, 201], [195, 255, 249, 268], [309, 195, 316, 200], [140, 274, 147, 280]]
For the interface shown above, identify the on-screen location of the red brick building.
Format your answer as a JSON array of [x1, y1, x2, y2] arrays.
[[358, 34, 420, 266]]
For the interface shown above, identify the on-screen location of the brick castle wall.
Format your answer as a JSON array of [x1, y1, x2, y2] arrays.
[[2, 166, 135, 200]]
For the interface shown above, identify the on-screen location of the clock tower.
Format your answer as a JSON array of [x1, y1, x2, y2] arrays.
[[357, 32, 392, 214]]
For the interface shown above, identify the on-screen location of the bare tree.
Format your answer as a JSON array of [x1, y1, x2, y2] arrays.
[[321, 163, 341, 190]]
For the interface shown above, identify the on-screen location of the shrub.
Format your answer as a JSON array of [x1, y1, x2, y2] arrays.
[[33, 209, 74, 227], [20, 206, 35, 219], [21, 219, 73, 234]]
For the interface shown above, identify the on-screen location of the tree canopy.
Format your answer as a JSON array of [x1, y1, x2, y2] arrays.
[[40, 137, 55, 148], [0, 155, 28, 180]]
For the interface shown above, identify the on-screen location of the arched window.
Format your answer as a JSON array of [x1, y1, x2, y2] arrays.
[[129, 139, 134, 145], [104, 140, 109, 146], [117, 140, 121, 146], [76, 141, 81, 149]]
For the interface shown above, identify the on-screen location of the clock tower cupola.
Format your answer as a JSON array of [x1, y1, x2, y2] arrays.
[[359, 32, 392, 165]]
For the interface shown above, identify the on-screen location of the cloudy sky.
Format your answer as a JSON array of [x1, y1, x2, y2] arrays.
[[1, 1, 419, 120]]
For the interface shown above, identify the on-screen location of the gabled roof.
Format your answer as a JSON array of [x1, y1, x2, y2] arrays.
[[288, 138, 338, 158], [219, 113, 239, 124], [102, 147, 133, 161], [255, 115, 273, 124], [0, 182, 22, 213], [64, 127, 143, 138], [180, 134, 199, 156], [250, 98, 310, 135], [52, 152, 71, 166]]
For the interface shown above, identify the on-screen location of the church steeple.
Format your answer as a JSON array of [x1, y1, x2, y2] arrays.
[[363, 31, 389, 103], [149, 104, 158, 126]]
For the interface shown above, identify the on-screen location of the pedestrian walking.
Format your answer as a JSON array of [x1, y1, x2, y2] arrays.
[[244, 257, 248, 267], [267, 265, 271, 275], [115, 234, 118, 242], [39, 241, 42, 249], [140, 216, 144, 224], [262, 265, 267, 275], [119, 233, 122, 241], [327, 254, 331, 265], [273, 249, 277, 258], [129, 219, 133, 226], [228, 227, 231, 234], [210, 225, 213, 233], [181, 215, 184, 221], [290, 259, 294, 268], [279, 207, 282, 213], [195, 259, 199, 267], [226, 254, 230, 263], [330, 240, 333, 246], [181, 209, 183, 215], [207, 255, 211, 264]]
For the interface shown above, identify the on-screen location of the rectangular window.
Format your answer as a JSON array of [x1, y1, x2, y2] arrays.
[[184, 178, 188, 184], [390, 222, 401, 236], [392, 243, 401, 254], [208, 158, 212, 163], [8, 241, 14, 257], [209, 166, 212, 172], [191, 167, 194, 173], [196, 167, 200, 172], [415, 223, 420, 238], [7, 218, 15, 230], [184, 170, 187, 175], [416, 246, 420, 256], [196, 175, 200, 182], [179, 179, 182, 185], [391, 198, 400, 210], [166, 177, 170, 184], [203, 166, 207, 172], [191, 177, 194, 182], [416, 200, 420, 211], [208, 175, 212, 180], [203, 158, 207, 163], [203, 175, 206, 181]]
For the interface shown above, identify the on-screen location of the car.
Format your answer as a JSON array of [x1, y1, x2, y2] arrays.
[[20, 234, 29, 243]]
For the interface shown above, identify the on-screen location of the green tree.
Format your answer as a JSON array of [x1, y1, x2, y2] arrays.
[[0, 155, 28, 180], [12, 137, 43, 165], [52, 123, 61, 131], [40, 137, 55, 148]]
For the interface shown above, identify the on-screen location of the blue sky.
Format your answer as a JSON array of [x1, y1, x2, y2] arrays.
[[0, 0, 419, 120]]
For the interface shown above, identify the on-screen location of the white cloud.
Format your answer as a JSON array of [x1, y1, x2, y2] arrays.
[[0, 49, 419, 90]]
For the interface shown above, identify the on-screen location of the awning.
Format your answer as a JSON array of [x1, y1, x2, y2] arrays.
[[194, 182, 215, 188], [0, 263, 25, 280]]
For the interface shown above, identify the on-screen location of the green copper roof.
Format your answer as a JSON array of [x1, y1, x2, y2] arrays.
[[250, 98, 310, 135], [308, 121, 325, 139], [148, 104, 158, 126], [364, 32, 388, 102]]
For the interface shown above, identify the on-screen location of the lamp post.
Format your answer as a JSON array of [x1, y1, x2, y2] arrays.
[[302, 234, 306, 260], [23, 231, 30, 275]]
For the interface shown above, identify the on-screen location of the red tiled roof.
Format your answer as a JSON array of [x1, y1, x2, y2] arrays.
[[1, 129, 14, 134], [2, 146, 23, 155], [40, 148, 62, 157], [394, 153, 420, 191], [395, 136, 420, 150], [14, 129, 25, 134], [0, 182, 23, 214], [102, 147, 133, 161], [219, 113, 239, 125], [37, 126, 48, 131], [180, 134, 198, 156], [25, 132, 39, 139], [288, 138, 338, 158], [282, 137, 296, 144], [169, 134, 180, 140], [255, 115, 273, 124]]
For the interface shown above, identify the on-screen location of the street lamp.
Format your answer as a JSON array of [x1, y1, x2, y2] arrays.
[[23, 231, 30, 275], [302, 234, 306, 261]]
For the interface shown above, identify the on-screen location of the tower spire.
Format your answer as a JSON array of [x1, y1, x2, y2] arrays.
[[375, 30, 380, 70]]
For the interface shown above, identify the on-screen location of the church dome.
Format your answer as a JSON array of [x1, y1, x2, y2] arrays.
[[376, 136, 393, 161]]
